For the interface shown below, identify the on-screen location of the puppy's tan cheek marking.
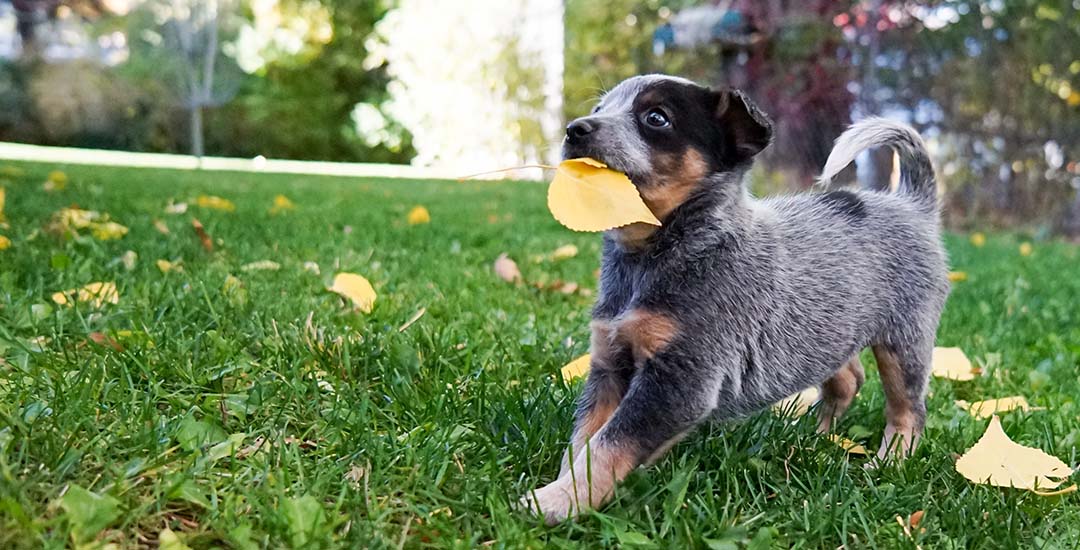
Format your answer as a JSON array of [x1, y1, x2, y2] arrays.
[[640, 148, 708, 221], [615, 310, 679, 366], [873, 346, 919, 456]]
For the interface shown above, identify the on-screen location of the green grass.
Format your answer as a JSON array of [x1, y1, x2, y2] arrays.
[[0, 161, 1078, 549]]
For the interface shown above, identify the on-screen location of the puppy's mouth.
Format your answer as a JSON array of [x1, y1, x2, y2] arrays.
[[561, 143, 641, 182]]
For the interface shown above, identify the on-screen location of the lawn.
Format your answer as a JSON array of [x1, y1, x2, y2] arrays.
[[0, 161, 1078, 549]]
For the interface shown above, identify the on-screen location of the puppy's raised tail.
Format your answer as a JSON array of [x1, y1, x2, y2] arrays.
[[818, 117, 937, 212]]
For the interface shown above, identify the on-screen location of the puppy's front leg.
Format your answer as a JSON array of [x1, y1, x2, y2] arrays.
[[559, 321, 633, 476], [527, 353, 716, 524]]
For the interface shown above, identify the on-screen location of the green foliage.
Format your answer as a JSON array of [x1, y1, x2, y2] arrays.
[[59, 485, 122, 544], [563, 0, 702, 121], [0, 161, 1078, 547]]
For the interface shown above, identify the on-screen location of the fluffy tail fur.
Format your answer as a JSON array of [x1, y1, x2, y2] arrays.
[[818, 117, 938, 212]]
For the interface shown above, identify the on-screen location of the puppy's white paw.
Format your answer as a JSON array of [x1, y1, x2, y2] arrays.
[[518, 479, 584, 525]]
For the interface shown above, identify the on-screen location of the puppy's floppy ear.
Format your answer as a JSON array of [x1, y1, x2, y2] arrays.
[[711, 88, 773, 162]]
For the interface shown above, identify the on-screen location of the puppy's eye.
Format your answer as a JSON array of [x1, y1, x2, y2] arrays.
[[643, 109, 670, 128]]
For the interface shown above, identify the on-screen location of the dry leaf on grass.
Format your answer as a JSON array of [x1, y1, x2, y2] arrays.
[[560, 354, 591, 382], [1019, 242, 1033, 257], [407, 205, 431, 225], [191, 218, 213, 251], [52, 282, 119, 308], [241, 260, 281, 272], [156, 259, 183, 273], [328, 273, 377, 313], [47, 208, 128, 241], [955, 396, 1043, 419], [772, 386, 820, 417], [153, 219, 170, 235], [43, 170, 67, 191], [551, 244, 579, 260], [948, 271, 967, 282], [547, 158, 661, 232], [955, 416, 1076, 495], [270, 194, 295, 215], [828, 434, 868, 455], [970, 232, 986, 247], [0, 186, 6, 224], [493, 253, 522, 283], [931, 347, 978, 381], [0, 235, 10, 250], [165, 201, 188, 214], [121, 250, 137, 271], [88, 332, 124, 352], [195, 194, 236, 212]]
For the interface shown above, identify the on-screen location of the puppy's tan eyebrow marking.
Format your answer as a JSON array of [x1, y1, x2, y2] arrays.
[[640, 148, 708, 221], [614, 309, 679, 364]]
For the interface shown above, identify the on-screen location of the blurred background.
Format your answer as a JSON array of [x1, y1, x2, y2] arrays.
[[1, 0, 1079, 236]]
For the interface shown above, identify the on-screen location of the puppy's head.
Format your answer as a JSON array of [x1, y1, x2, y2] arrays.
[[563, 75, 772, 234]]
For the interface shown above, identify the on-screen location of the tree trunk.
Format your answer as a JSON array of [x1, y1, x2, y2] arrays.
[[190, 105, 204, 159]]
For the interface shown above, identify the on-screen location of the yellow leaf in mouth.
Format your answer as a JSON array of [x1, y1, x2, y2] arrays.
[[955, 416, 1076, 494], [547, 158, 661, 232], [931, 347, 977, 381], [955, 396, 1042, 419], [328, 273, 377, 313], [560, 353, 591, 382]]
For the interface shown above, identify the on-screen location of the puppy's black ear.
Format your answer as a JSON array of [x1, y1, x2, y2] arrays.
[[711, 88, 773, 162]]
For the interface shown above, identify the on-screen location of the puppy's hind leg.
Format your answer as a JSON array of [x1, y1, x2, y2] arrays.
[[816, 354, 866, 433], [872, 342, 931, 461]]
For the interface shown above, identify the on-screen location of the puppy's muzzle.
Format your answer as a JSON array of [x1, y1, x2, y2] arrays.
[[565, 117, 598, 146]]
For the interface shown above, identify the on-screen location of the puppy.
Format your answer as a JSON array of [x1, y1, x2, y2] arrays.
[[521, 75, 950, 525]]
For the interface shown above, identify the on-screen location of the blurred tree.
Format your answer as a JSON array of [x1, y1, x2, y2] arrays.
[[6, 0, 110, 58], [564, 0, 702, 122], [217, 0, 412, 163], [867, 1, 1080, 233]]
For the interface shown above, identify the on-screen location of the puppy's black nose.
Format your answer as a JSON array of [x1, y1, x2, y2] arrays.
[[566, 118, 596, 144]]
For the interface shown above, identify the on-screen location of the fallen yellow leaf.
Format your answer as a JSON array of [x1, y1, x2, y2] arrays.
[[560, 354, 591, 381], [241, 260, 281, 272], [156, 259, 182, 273], [773, 386, 820, 417], [0, 235, 10, 250], [270, 194, 296, 215], [158, 527, 193, 550], [153, 219, 170, 235], [0, 186, 6, 222], [932, 347, 977, 381], [407, 205, 431, 225], [955, 416, 1076, 494], [552, 244, 579, 260], [955, 396, 1042, 419], [948, 271, 967, 282], [970, 232, 986, 247], [328, 273, 377, 313], [1019, 242, 1033, 257], [828, 434, 868, 455], [547, 158, 661, 232], [43, 170, 67, 191], [195, 194, 236, 212], [90, 221, 129, 241], [51, 282, 119, 308]]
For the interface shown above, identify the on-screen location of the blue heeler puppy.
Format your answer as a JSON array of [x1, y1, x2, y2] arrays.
[[521, 75, 950, 524]]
